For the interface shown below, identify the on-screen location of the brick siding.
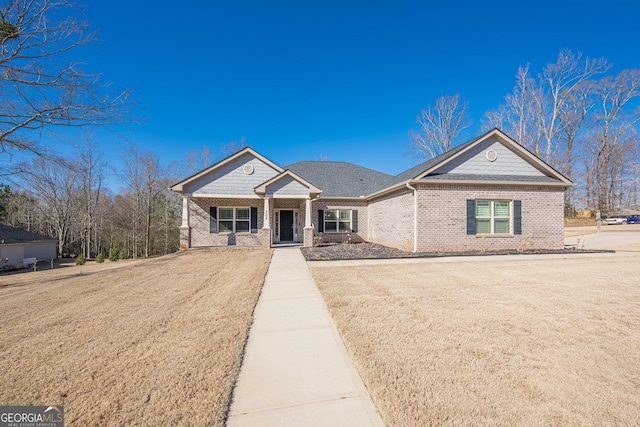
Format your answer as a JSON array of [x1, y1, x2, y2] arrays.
[[414, 184, 565, 252], [367, 189, 414, 251], [311, 200, 368, 245], [189, 198, 265, 247]]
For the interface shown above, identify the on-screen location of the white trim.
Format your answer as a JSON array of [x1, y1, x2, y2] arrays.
[[190, 194, 261, 199], [475, 199, 512, 235], [405, 183, 418, 253], [265, 194, 307, 199], [254, 169, 321, 197]]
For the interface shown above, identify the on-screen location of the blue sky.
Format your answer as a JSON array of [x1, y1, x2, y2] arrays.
[[25, 1, 640, 188]]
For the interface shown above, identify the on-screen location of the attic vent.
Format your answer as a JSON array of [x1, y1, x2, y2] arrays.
[[243, 164, 254, 175], [486, 149, 498, 162]]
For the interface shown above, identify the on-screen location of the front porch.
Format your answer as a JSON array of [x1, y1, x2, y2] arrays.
[[179, 196, 315, 249]]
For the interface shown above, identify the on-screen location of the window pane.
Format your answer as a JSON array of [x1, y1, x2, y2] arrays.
[[219, 221, 233, 233], [236, 221, 250, 233], [219, 208, 233, 220], [476, 201, 491, 217], [236, 208, 250, 220], [339, 221, 350, 232], [339, 210, 351, 220], [494, 201, 510, 217], [494, 219, 510, 234], [325, 222, 337, 232], [324, 210, 338, 220], [476, 219, 491, 234]]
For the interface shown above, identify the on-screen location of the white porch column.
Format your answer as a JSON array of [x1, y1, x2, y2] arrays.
[[263, 196, 271, 229], [179, 196, 191, 249], [305, 197, 312, 228], [181, 196, 190, 228]]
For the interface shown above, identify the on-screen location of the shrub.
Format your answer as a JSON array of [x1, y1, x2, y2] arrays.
[[95, 253, 105, 263], [109, 249, 118, 262], [75, 255, 86, 265], [118, 248, 128, 260]]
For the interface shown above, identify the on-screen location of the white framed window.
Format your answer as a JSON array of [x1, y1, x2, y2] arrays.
[[219, 207, 251, 233], [324, 209, 352, 233], [476, 200, 511, 234]]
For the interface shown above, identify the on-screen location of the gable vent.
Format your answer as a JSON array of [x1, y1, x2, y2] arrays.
[[486, 149, 498, 162]]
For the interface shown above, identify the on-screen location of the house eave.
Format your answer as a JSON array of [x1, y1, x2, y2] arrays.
[[412, 179, 574, 187], [186, 194, 262, 199], [315, 195, 367, 201], [366, 178, 572, 201]]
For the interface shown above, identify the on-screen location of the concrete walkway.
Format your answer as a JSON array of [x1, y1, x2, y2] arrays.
[[227, 247, 385, 427]]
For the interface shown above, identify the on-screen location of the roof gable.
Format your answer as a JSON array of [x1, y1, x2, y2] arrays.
[[255, 170, 321, 198], [417, 129, 571, 183], [430, 135, 546, 177], [171, 148, 283, 196]]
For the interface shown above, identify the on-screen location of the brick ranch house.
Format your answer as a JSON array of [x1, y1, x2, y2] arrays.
[[171, 128, 573, 252]]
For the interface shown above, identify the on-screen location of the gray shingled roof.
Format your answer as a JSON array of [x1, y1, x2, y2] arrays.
[[284, 129, 567, 197], [0, 224, 56, 244], [285, 161, 393, 197]]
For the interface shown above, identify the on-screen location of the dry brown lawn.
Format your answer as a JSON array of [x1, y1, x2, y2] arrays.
[[0, 248, 272, 426], [310, 254, 640, 426]]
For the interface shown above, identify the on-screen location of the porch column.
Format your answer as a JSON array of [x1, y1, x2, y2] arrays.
[[303, 197, 313, 247], [305, 197, 312, 228], [179, 196, 191, 249], [263, 197, 271, 229], [258, 196, 272, 247]]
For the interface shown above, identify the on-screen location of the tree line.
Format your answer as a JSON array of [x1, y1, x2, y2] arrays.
[[411, 50, 640, 215], [0, 139, 231, 259]]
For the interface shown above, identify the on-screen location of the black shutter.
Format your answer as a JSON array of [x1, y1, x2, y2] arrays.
[[466, 200, 476, 235], [210, 206, 217, 233], [318, 209, 324, 232], [514, 200, 522, 235], [250, 207, 258, 233], [351, 210, 358, 232]]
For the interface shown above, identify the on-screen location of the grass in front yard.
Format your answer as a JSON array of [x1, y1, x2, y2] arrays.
[[0, 248, 272, 426], [310, 255, 640, 426]]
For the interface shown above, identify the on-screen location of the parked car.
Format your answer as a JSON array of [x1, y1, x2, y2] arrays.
[[627, 215, 640, 224], [603, 215, 628, 225]]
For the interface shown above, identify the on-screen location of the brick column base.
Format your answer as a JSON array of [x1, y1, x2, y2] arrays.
[[179, 226, 191, 249], [303, 227, 314, 247], [258, 228, 272, 247]]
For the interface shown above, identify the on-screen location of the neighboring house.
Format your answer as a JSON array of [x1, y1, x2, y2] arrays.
[[171, 129, 572, 252], [0, 224, 57, 270]]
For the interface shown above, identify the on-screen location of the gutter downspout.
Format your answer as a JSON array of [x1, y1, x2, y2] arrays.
[[405, 182, 418, 253]]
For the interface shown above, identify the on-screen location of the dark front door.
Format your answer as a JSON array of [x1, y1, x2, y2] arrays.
[[280, 210, 294, 242]]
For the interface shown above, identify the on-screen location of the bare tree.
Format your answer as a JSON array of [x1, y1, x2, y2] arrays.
[[0, 0, 131, 156], [18, 156, 79, 256], [533, 50, 610, 163], [220, 137, 248, 157], [74, 135, 106, 258], [557, 80, 597, 208], [139, 151, 166, 258], [588, 69, 640, 212], [410, 94, 471, 160], [183, 145, 215, 174]]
